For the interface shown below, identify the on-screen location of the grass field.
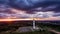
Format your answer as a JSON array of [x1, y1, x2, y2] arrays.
[[0, 21, 60, 34], [0, 30, 56, 34]]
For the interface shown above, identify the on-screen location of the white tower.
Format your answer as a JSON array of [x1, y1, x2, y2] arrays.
[[33, 17, 36, 29]]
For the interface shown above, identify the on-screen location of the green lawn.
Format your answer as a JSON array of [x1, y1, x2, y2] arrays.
[[0, 22, 59, 34], [1, 31, 55, 34]]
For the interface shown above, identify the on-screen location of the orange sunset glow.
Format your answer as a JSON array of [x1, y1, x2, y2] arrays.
[[0, 17, 60, 22]]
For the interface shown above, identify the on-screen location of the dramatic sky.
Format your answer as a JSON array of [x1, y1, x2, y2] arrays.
[[0, 0, 60, 20]]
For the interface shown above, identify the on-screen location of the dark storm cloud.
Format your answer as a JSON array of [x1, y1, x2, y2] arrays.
[[0, 0, 60, 19], [0, 0, 60, 12], [0, 0, 9, 4], [9, 0, 60, 11]]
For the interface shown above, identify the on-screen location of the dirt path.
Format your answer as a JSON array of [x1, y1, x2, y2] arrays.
[[48, 28, 60, 34]]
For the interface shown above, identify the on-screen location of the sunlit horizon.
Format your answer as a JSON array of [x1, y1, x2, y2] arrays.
[[0, 17, 60, 22]]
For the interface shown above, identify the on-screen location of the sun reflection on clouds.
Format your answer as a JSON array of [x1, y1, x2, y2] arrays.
[[0, 4, 60, 21], [0, 8, 60, 19], [0, 0, 60, 22], [11, 8, 26, 14]]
